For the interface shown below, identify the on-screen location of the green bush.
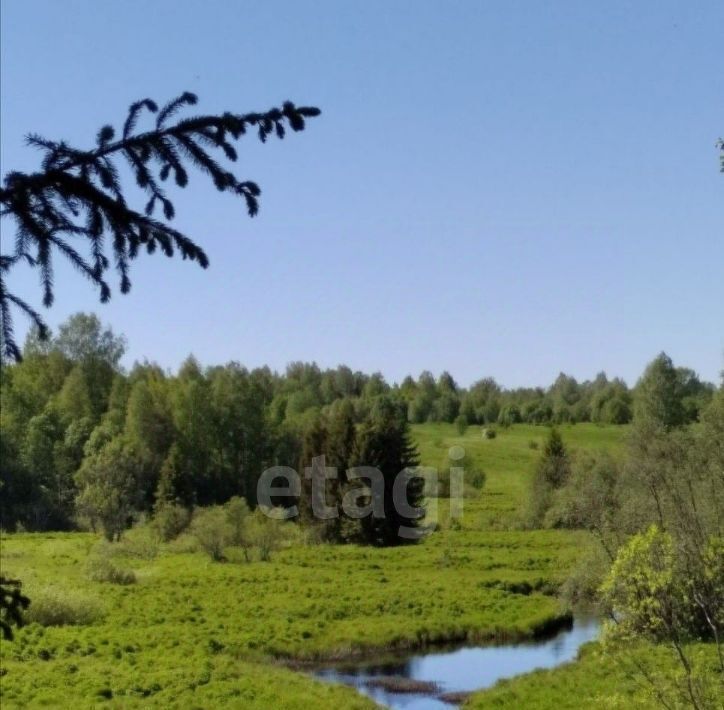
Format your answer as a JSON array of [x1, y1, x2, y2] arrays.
[[192, 506, 229, 561], [26, 587, 105, 627], [483, 427, 497, 440], [246, 509, 286, 562], [152, 502, 192, 542], [224, 497, 251, 547], [468, 470, 486, 489], [559, 545, 610, 607], [165, 530, 199, 554], [115, 525, 159, 560]]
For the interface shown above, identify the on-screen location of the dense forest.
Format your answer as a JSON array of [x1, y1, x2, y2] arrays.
[[0, 311, 714, 541]]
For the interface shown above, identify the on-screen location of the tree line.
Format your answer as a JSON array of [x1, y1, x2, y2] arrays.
[[0, 313, 424, 545], [0, 313, 714, 542], [401, 360, 711, 428]]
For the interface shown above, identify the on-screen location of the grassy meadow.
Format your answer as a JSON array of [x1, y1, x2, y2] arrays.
[[412, 422, 626, 529], [1, 423, 629, 708]]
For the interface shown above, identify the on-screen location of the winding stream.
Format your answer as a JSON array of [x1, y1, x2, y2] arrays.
[[314, 617, 599, 708]]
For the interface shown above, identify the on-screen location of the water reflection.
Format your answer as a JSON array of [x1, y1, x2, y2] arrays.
[[314, 617, 599, 709]]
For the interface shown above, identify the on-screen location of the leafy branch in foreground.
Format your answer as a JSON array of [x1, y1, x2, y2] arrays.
[[0, 576, 30, 640], [0, 92, 320, 360]]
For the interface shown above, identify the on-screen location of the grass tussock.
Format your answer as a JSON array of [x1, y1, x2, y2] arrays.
[[86, 556, 136, 585], [25, 587, 105, 627]]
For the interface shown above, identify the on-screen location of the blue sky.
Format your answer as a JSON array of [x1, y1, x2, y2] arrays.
[[1, 0, 722, 387]]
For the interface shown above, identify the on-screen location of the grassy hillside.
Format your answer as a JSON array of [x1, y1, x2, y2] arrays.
[[0, 423, 627, 709], [413, 422, 626, 528]]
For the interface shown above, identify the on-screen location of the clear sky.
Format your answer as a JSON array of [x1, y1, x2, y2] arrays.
[[1, 0, 722, 387]]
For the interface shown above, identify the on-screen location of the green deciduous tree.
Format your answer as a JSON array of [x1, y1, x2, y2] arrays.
[[124, 373, 174, 505], [54, 313, 126, 366], [20, 408, 66, 528], [53, 313, 126, 417], [634, 353, 686, 430], [75, 437, 139, 541], [601, 526, 723, 709], [169, 364, 217, 506], [208, 364, 272, 506], [54, 366, 94, 425], [0, 420, 42, 530]]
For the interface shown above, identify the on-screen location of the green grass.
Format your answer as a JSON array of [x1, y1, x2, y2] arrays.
[[413, 422, 626, 528], [0, 423, 628, 708], [463, 641, 723, 709]]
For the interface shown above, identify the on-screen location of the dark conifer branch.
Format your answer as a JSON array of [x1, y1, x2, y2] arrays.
[[0, 93, 320, 360], [0, 576, 30, 641]]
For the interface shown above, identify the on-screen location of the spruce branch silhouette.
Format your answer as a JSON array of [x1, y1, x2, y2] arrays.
[[0, 92, 320, 360], [0, 576, 30, 641]]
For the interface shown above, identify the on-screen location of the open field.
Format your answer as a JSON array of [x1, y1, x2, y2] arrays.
[[413, 422, 627, 528], [1, 424, 629, 708]]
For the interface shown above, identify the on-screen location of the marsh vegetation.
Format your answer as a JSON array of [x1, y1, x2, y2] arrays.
[[1, 317, 721, 708]]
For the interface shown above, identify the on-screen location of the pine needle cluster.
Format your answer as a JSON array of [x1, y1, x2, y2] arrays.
[[0, 93, 320, 360]]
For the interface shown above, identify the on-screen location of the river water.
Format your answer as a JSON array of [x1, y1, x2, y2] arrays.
[[314, 617, 599, 708]]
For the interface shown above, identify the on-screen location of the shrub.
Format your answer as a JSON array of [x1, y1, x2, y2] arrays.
[[454, 414, 469, 435], [497, 404, 521, 427], [483, 427, 497, 440], [166, 530, 199, 554], [86, 556, 136, 585], [559, 545, 610, 607], [468, 470, 486, 490], [152, 502, 192, 542], [225, 497, 251, 547], [246, 509, 285, 562], [26, 588, 104, 627], [524, 427, 570, 528], [116, 525, 159, 560], [192, 506, 229, 561]]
